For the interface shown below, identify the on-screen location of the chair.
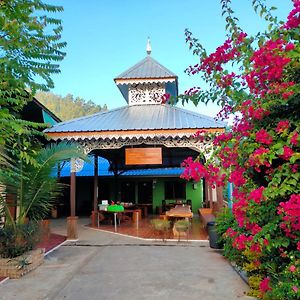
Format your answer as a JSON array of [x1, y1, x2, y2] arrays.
[[151, 219, 170, 241], [162, 200, 166, 212], [174, 219, 190, 242], [186, 199, 192, 211]]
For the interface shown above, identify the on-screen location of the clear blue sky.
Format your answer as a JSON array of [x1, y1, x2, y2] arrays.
[[48, 0, 292, 118]]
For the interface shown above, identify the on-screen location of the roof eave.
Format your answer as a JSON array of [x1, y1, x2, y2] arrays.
[[114, 76, 177, 83]]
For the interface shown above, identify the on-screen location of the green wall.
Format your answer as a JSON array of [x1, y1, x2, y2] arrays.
[[152, 178, 203, 214], [186, 180, 203, 214], [152, 180, 164, 214]]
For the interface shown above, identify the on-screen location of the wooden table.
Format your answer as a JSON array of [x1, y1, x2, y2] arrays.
[[165, 205, 193, 238], [165, 205, 193, 219], [135, 203, 152, 217], [97, 210, 121, 231]]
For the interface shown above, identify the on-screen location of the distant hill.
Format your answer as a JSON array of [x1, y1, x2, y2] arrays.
[[35, 91, 108, 121]]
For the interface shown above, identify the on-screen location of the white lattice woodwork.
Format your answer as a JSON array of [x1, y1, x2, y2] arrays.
[[128, 83, 165, 105]]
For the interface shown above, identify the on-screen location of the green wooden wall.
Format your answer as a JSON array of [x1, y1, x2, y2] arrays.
[[152, 178, 203, 214]]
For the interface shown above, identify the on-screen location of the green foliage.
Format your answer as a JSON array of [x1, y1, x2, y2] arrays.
[[0, 142, 87, 226], [215, 208, 234, 238], [0, 222, 40, 258], [151, 219, 170, 231], [35, 91, 108, 121], [0, 0, 66, 162], [182, 1, 300, 298], [0, 0, 66, 92], [174, 219, 190, 231]]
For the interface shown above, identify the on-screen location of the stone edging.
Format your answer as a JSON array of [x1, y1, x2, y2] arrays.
[[0, 248, 44, 279]]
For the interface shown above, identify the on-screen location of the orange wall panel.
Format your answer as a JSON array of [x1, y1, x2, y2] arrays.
[[125, 148, 162, 165]]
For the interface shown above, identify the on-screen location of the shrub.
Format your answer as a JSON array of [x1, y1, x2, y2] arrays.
[[180, 1, 300, 298], [0, 222, 40, 258]]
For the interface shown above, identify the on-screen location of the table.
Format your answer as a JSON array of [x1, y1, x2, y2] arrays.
[[165, 205, 193, 239], [165, 205, 193, 219], [135, 203, 152, 217], [97, 210, 121, 232]]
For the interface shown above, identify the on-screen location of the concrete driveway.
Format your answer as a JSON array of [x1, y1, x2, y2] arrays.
[[0, 218, 251, 300]]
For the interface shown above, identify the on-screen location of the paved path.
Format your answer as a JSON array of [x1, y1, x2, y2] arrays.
[[0, 218, 251, 300]]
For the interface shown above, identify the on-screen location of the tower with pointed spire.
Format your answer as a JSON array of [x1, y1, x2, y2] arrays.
[[114, 39, 178, 105]]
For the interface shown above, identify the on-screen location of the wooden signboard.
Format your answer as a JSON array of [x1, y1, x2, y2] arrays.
[[125, 148, 162, 165]]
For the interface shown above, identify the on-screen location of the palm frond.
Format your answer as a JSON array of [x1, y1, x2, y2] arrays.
[[0, 142, 87, 224]]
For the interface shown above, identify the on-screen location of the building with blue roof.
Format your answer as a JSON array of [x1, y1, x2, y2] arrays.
[[46, 41, 226, 222]]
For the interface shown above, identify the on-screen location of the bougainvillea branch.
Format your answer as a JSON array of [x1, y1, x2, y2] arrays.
[[181, 1, 300, 299]]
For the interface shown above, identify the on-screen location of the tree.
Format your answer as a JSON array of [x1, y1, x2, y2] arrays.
[[35, 91, 108, 121], [180, 1, 299, 299], [0, 143, 87, 258], [0, 0, 66, 160], [0, 0, 71, 258]]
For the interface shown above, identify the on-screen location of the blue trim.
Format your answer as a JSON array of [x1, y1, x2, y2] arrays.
[[58, 157, 183, 177]]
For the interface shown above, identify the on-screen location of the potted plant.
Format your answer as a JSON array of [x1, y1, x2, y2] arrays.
[[151, 219, 171, 241], [0, 143, 86, 278], [174, 220, 190, 241], [174, 219, 190, 232]]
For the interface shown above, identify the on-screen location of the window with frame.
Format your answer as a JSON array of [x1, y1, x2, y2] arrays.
[[164, 181, 186, 199]]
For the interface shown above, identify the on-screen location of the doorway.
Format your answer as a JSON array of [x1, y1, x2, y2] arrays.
[[120, 181, 135, 203], [138, 181, 153, 204]]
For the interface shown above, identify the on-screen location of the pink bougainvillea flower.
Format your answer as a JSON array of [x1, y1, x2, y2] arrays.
[[297, 242, 300, 251], [236, 31, 247, 44], [291, 132, 299, 146], [290, 164, 298, 173], [284, 0, 300, 29], [289, 265, 296, 272], [180, 157, 207, 182], [228, 167, 247, 187], [282, 91, 294, 99], [276, 120, 289, 133], [280, 146, 294, 160], [260, 277, 272, 293], [260, 279, 272, 292], [232, 234, 253, 250], [278, 194, 300, 238], [292, 286, 299, 293], [249, 186, 265, 204], [255, 129, 273, 145], [250, 243, 262, 253], [161, 93, 170, 104]]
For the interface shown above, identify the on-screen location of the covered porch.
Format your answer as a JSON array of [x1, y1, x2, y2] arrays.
[[45, 51, 226, 239], [88, 214, 209, 241]]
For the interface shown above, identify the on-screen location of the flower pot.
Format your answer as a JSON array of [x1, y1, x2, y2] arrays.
[[0, 248, 44, 279]]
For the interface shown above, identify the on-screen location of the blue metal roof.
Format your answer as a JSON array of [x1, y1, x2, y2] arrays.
[[58, 157, 183, 177], [45, 104, 226, 133]]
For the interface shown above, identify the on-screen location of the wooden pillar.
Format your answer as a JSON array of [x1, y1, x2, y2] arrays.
[[67, 216, 78, 240], [70, 171, 76, 217], [91, 155, 99, 227], [208, 186, 213, 209], [216, 186, 224, 213], [67, 165, 78, 240]]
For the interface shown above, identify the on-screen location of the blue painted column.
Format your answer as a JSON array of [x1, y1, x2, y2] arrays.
[[227, 182, 233, 210]]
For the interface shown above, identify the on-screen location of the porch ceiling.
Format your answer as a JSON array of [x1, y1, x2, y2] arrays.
[[91, 145, 201, 173]]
